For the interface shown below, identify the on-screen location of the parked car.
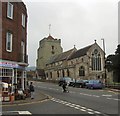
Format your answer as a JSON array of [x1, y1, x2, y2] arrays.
[[58, 77, 74, 86], [73, 80, 88, 88], [86, 80, 103, 89]]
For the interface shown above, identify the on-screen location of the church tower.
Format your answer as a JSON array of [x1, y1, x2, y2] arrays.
[[36, 35, 63, 69]]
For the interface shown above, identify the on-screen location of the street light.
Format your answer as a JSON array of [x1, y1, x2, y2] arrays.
[[101, 38, 107, 86]]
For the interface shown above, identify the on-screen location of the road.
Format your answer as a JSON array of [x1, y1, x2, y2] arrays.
[[2, 81, 119, 115]]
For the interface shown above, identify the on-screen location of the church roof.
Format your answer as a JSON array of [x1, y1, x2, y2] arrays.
[[68, 44, 93, 60], [46, 48, 76, 64]]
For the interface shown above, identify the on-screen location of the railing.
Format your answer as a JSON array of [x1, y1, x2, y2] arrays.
[[105, 83, 120, 90]]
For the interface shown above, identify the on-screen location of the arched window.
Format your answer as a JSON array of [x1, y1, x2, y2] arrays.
[[67, 69, 70, 77], [50, 72, 52, 79], [62, 70, 64, 77], [91, 49, 101, 71], [79, 66, 85, 76], [57, 71, 59, 78]]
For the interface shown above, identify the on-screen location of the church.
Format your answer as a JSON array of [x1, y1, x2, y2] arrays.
[[36, 34, 105, 82]]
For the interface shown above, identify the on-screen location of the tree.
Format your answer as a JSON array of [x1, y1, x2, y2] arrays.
[[106, 44, 120, 82]]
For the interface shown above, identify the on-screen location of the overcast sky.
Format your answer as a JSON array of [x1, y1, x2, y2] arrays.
[[23, 0, 119, 67]]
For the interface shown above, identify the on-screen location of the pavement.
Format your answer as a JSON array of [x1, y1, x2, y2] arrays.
[[2, 90, 51, 106]]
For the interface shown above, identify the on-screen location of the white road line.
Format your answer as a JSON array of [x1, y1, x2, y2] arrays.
[[92, 95, 100, 97], [102, 94, 112, 97], [88, 111, 94, 114], [87, 109, 93, 111], [18, 111, 32, 115], [94, 111, 101, 114], [81, 106, 86, 109], [80, 109, 86, 112], [74, 107, 80, 109], [3, 111, 32, 115], [107, 98, 120, 101], [51, 98, 102, 115], [75, 105, 81, 107], [79, 92, 100, 98]]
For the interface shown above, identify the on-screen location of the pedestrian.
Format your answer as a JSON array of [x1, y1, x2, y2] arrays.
[[29, 82, 35, 99], [62, 80, 67, 92]]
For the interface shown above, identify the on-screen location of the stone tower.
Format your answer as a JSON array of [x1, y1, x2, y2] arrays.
[[36, 35, 63, 69]]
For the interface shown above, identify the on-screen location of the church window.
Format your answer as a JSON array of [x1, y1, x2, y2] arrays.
[[51, 45, 55, 54], [91, 49, 101, 71], [62, 70, 65, 77], [67, 69, 70, 77], [79, 66, 85, 76], [52, 45, 54, 50], [50, 72, 52, 79], [57, 71, 59, 78]]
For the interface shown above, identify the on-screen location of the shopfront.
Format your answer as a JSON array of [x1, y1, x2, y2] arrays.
[[0, 59, 28, 101]]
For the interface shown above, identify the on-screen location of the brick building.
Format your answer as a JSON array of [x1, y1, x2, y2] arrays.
[[0, 1, 28, 96]]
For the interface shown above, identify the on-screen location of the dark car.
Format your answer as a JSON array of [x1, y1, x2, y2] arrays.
[[73, 80, 88, 88], [58, 77, 74, 86], [86, 80, 103, 89]]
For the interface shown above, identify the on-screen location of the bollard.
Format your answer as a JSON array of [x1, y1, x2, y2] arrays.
[[10, 94, 14, 104]]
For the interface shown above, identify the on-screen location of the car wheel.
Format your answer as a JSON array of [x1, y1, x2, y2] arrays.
[[90, 86, 94, 89], [79, 85, 82, 88]]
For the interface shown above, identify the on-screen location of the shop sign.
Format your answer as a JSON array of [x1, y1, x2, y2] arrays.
[[0, 61, 18, 68]]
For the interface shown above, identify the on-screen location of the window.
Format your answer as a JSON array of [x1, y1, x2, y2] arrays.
[[0, 67, 13, 77], [7, 2, 13, 19], [21, 41, 25, 62], [62, 70, 65, 77], [67, 69, 70, 77], [52, 46, 54, 50], [57, 71, 59, 78], [22, 13, 25, 27], [79, 66, 85, 76], [6, 32, 13, 52], [51, 45, 55, 54], [91, 49, 101, 71]]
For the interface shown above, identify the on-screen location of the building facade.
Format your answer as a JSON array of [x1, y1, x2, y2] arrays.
[[36, 35, 63, 69], [0, 1, 28, 95], [45, 41, 105, 83]]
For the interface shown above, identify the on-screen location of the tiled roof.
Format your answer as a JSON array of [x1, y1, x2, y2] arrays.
[[68, 44, 93, 60], [46, 48, 76, 64]]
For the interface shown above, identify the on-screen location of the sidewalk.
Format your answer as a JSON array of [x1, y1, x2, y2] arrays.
[[2, 90, 50, 106]]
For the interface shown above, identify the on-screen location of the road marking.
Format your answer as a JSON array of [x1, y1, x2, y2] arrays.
[[88, 111, 94, 114], [79, 92, 100, 98], [94, 111, 101, 114], [18, 111, 32, 115], [2, 111, 32, 115], [102, 94, 112, 97], [80, 109, 86, 112], [87, 109, 93, 111], [107, 98, 120, 101], [51, 98, 102, 115], [92, 95, 100, 97]]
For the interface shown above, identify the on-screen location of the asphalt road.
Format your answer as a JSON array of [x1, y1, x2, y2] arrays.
[[2, 81, 120, 115]]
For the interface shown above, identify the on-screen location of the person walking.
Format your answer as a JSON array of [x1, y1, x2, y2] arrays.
[[62, 80, 67, 92], [29, 82, 35, 99]]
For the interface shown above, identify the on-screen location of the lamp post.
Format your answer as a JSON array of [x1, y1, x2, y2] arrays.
[[101, 38, 107, 86]]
